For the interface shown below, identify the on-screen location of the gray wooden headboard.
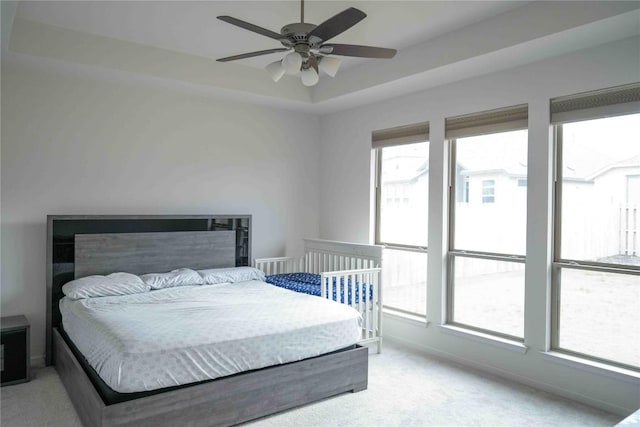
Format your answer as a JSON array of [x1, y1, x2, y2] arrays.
[[75, 231, 236, 277], [46, 214, 252, 365]]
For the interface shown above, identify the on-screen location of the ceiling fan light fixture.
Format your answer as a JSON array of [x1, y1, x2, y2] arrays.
[[282, 51, 302, 75], [266, 60, 286, 82], [216, 1, 398, 87], [300, 66, 319, 87], [318, 56, 341, 77]]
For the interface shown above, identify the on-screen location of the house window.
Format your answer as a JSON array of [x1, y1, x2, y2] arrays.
[[552, 83, 640, 370], [373, 123, 429, 316], [517, 178, 527, 187], [464, 178, 470, 203], [446, 105, 528, 340], [627, 175, 640, 205], [481, 179, 495, 203]]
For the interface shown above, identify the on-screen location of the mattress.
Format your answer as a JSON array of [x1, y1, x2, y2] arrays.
[[265, 272, 373, 304], [60, 280, 361, 393]]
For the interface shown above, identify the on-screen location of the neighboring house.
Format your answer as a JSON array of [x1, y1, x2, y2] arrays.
[[380, 151, 429, 246], [562, 154, 640, 261], [383, 144, 640, 272]]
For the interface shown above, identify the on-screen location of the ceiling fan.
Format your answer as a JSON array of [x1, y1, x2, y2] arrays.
[[216, 0, 397, 87]]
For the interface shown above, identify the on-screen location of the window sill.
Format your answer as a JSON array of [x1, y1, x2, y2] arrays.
[[383, 308, 429, 327], [542, 351, 640, 384], [439, 325, 528, 354]]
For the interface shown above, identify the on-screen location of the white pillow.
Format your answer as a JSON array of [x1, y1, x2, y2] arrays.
[[62, 272, 149, 300], [197, 266, 265, 285], [140, 268, 203, 290]]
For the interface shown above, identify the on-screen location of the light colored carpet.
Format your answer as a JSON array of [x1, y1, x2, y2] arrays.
[[1, 340, 622, 427]]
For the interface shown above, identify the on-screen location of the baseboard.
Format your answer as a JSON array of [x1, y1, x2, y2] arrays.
[[30, 354, 45, 368], [384, 335, 632, 417]]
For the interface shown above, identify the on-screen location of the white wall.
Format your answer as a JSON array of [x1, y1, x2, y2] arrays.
[[1, 62, 320, 363], [1, 28, 637, 417], [318, 36, 640, 415]]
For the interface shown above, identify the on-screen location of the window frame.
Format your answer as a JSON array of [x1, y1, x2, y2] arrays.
[[374, 145, 429, 252], [551, 121, 640, 372], [447, 137, 527, 342]]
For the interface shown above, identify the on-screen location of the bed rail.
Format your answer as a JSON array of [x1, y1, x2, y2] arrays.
[[303, 238, 381, 273], [321, 268, 382, 349], [254, 257, 302, 275]]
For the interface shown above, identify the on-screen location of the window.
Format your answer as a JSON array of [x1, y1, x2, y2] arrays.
[[446, 105, 528, 340], [627, 175, 640, 205], [481, 179, 495, 203], [552, 83, 640, 370], [464, 178, 470, 203], [451, 256, 525, 337], [374, 123, 429, 316], [517, 178, 527, 187]]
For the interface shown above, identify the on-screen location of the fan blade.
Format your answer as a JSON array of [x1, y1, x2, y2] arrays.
[[307, 8, 366, 43], [217, 16, 283, 40], [320, 44, 396, 58], [217, 48, 289, 62]]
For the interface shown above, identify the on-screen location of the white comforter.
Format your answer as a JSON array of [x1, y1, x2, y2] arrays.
[[60, 280, 362, 393]]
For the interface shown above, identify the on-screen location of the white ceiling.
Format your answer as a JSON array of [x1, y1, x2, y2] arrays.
[[15, 1, 523, 69], [5, 1, 640, 114]]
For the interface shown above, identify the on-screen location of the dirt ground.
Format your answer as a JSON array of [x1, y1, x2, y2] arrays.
[[384, 268, 639, 368]]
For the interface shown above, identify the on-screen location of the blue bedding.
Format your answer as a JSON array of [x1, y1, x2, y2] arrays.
[[265, 272, 373, 304]]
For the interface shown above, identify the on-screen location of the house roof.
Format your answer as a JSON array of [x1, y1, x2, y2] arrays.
[[588, 154, 640, 180], [456, 132, 527, 177], [383, 130, 639, 183]]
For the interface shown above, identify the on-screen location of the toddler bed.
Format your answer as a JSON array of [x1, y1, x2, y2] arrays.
[[264, 272, 373, 304], [255, 239, 383, 353]]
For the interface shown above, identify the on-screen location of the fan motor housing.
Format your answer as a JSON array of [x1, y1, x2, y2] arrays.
[[280, 23, 318, 45]]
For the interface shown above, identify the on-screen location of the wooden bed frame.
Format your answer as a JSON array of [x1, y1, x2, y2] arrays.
[[255, 238, 383, 353], [46, 215, 368, 427]]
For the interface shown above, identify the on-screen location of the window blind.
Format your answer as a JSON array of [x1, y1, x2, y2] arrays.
[[372, 122, 429, 149], [551, 83, 640, 124], [445, 104, 528, 139]]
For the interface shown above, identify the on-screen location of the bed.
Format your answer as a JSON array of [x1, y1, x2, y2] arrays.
[[46, 215, 368, 427], [255, 239, 383, 353]]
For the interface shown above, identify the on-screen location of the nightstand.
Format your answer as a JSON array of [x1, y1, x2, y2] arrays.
[[1, 315, 30, 386]]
